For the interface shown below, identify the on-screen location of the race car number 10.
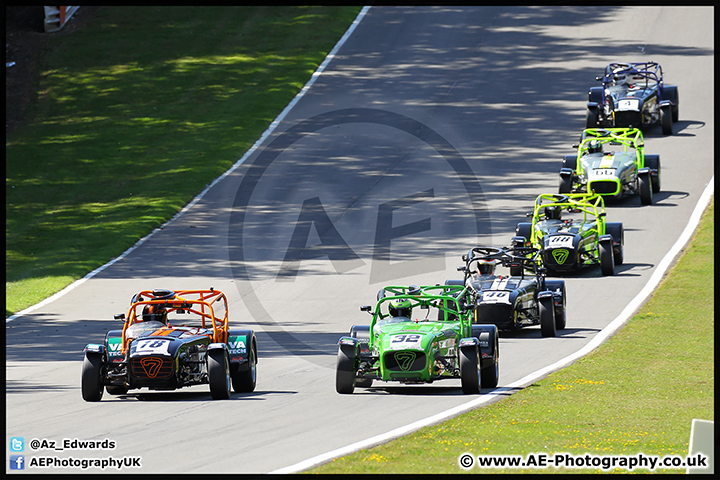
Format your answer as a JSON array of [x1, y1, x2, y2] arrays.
[[134, 339, 171, 356]]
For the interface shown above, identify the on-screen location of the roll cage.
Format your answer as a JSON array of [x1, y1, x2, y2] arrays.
[[529, 193, 607, 246], [119, 288, 229, 353], [459, 246, 544, 280], [597, 61, 663, 89], [573, 128, 645, 173], [361, 285, 472, 349]]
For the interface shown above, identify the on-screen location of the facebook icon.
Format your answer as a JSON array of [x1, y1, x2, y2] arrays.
[[10, 455, 25, 470]]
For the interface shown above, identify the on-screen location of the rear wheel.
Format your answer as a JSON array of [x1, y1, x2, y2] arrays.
[[81, 353, 104, 402], [208, 350, 231, 399], [460, 346, 481, 394], [539, 296, 556, 338], [599, 239, 615, 276], [336, 347, 356, 394], [559, 174, 573, 194], [586, 107, 599, 129]]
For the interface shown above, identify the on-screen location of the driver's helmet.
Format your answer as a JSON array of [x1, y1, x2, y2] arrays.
[[586, 140, 603, 154], [612, 67, 627, 86], [141, 304, 168, 324], [388, 297, 412, 318], [475, 259, 496, 276], [544, 205, 562, 221]]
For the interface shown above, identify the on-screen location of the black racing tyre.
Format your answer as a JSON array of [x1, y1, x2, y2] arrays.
[[106, 385, 128, 395], [660, 105, 673, 135], [559, 174, 573, 194], [81, 353, 104, 402], [336, 346, 356, 394], [479, 330, 499, 389], [208, 349, 232, 400], [562, 154, 577, 170], [588, 86, 603, 104], [549, 282, 566, 331], [662, 86, 679, 122], [599, 239, 615, 276], [231, 345, 256, 393], [644, 154, 661, 194], [605, 223, 624, 266], [460, 346, 481, 394], [586, 107, 599, 129], [539, 296, 556, 338], [639, 172, 653, 205]]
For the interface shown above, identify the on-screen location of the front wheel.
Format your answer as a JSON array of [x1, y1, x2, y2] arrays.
[[480, 331, 499, 389], [539, 296, 556, 338], [208, 350, 232, 400], [335, 346, 356, 394], [644, 154, 661, 194], [660, 105, 673, 135], [81, 353, 104, 402], [599, 239, 615, 276], [231, 345, 256, 393], [460, 346, 481, 394], [638, 173, 653, 205]]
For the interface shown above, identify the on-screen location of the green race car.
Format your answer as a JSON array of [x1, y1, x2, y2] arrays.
[[336, 285, 499, 394], [512, 193, 624, 276], [559, 128, 660, 205]]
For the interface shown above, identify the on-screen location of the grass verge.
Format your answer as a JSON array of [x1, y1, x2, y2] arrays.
[[5, 6, 362, 316], [309, 199, 714, 474]]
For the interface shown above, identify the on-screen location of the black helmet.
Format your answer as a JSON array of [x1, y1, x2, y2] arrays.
[[142, 304, 168, 324], [476, 259, 496, 276], [544, 205, 562, 220]]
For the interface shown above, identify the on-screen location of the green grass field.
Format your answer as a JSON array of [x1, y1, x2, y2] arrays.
[[6, 6, 362, 316], [310, 200, 714, 474]]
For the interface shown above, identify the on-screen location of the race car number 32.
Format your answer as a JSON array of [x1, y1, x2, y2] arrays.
[[389, 334, 422, 350], [134, 339, 171, 356]]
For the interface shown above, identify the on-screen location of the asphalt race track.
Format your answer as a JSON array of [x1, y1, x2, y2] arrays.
[[6, 6, 714, 474]]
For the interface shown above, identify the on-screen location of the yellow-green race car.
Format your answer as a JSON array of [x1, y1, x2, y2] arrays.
[[559, 128, 660, 205], [512, 193, 624, 276]]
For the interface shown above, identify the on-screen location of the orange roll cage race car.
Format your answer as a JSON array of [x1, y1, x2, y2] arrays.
[[82, 288, 257, 401]]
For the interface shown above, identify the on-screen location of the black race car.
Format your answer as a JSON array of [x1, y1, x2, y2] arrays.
[[81, 288, 257, 401], [586, 62, 679, 135], [447, 246, 566, 337]]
